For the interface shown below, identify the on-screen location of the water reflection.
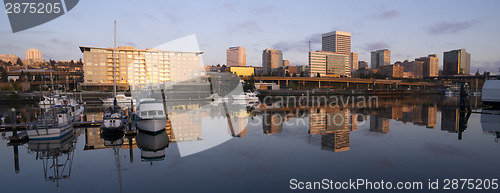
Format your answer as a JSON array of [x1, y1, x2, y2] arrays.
[[26, 130, 77, 187], [1, 95, 499, 192]]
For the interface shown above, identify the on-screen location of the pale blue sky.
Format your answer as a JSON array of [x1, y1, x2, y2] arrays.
[[1, 0, 499, 73]]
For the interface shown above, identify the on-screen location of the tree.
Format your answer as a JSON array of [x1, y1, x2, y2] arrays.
[[19, 71, 25, 82], [1, 69, 8, 82], [285, 72, 291, 77], [316, 73, 321, 77], [292, 73, 297, 77], [299, 72, 305, 77], [16, 58, 24, 66], [26, 72, 32, 81], [35, 74, 42, 81], [70, 60, 75, 66]]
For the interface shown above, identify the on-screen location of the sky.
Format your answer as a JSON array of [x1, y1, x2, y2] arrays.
[[1, 0, 499, 73]]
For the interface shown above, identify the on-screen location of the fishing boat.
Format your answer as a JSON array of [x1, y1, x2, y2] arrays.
[[232, 91, 259, 101], [134, 98, 169, 134], [27, 106, 74, 140], [482, 79, 500, 108]]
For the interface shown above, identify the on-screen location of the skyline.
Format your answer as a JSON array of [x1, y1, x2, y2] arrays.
[[1, 0, 499, 73]]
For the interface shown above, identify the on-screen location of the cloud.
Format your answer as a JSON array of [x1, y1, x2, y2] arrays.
[[226, 21, 262, 35], [423, 143, 474, 158], [252, 5, 275, 14], [363, 42, 390, 52], [370, 10, 401, 20], [271, 33, 322, 52], [427, 20, 477, 35], [163, 12, 182, 24], [50, 38, 72, 47]]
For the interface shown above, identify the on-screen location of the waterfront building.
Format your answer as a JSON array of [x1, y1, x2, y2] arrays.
[[322, 31, 351, 54], [443, 49, 471, 75], [378, 64, 403, 78], [370, 49, 391, 69], [79, 46, 202, 89], [0, 54, 19, 64], [350, 52, 358, 76], [262, 49, 283, 74], [226, 47, 246, 67], [308, 51, 350, 77], [415, 54, 439, 77], [25, 49, 44, 65], [230, 66, 255, 76], [358, 61, 368, 69]]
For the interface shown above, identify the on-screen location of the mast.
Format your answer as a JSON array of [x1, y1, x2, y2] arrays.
[[113, 21, 117, 97]]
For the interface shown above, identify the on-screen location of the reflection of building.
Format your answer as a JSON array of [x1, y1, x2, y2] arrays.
[[321, 130, 350, 152], [84, 128, 136, 150], [169, 103, 202, 142], [263, 112, 284, 135], [370, 115, 389, 133], [226, 46, 246, 67], [441, 108, 459, 133]]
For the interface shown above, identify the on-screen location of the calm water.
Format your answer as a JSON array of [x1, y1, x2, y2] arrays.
[[0, 95, 499, 193]]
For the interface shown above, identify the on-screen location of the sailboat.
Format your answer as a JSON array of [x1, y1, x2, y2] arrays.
[[102, 21, 128, 131]]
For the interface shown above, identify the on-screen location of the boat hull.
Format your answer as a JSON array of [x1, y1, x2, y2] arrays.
[[135, 118, 168, 134], [27, 123, 74, 140]]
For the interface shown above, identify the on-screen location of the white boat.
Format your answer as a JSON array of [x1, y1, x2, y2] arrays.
[[39, 94, 85, 121], [102, 112, 126, 130], [134, 98, 169, 133], [28, 107, 74, 140], [482, 80, 500, 107], [232, 91, 259, 101], [136, 130, 170, 162], [101, 94, 136, 108]]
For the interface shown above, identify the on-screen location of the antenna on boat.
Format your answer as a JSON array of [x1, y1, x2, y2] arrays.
[[113, 20, 117, 98]]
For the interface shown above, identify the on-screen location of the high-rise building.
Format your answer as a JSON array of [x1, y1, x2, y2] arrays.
[[378, 64, 404, 78], [25, 48, 44, 65], [262, 49, 283, 74], [370, 49, 391, 69], [322, 31, 351, 54], [358, 61, 368, 69], [415, 54, 439, 77], [80, 46, 202, 86], [309, 51, 350, 77], [443, 49, 471, 75], [350, 52, 359, 72], [226, 46, 246, 67]]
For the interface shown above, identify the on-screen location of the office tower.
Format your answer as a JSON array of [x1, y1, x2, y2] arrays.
[[358, 61, 368, 69], [25, 48, 44, 65], [309, 51, 350, 77], [370, 49, 391, 69], [262, 49, 283, 74], [415, 54, 439, 77], [443, 49, 471, 75], [322, 31, 351, 54], [350, 52, 359, 72], [226, 46, 246, 67], [80, 46, 202, 86], [378, 64, 404, 78]]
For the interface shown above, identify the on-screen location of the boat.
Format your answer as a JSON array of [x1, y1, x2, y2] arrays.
[[27, 106, 74, 140], [134, 98, 169, 134], [136, 130, 170, 162], [232, 91, 259, 101], [101, 98, 128, 131], [39, 94, 85, 121], [101, 94, 136, 108], [482, 79, 500, 107], [27, 132, 76, 187]]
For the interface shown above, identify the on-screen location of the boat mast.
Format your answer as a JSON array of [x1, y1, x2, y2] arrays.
[[113, 21, 117, 98]]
